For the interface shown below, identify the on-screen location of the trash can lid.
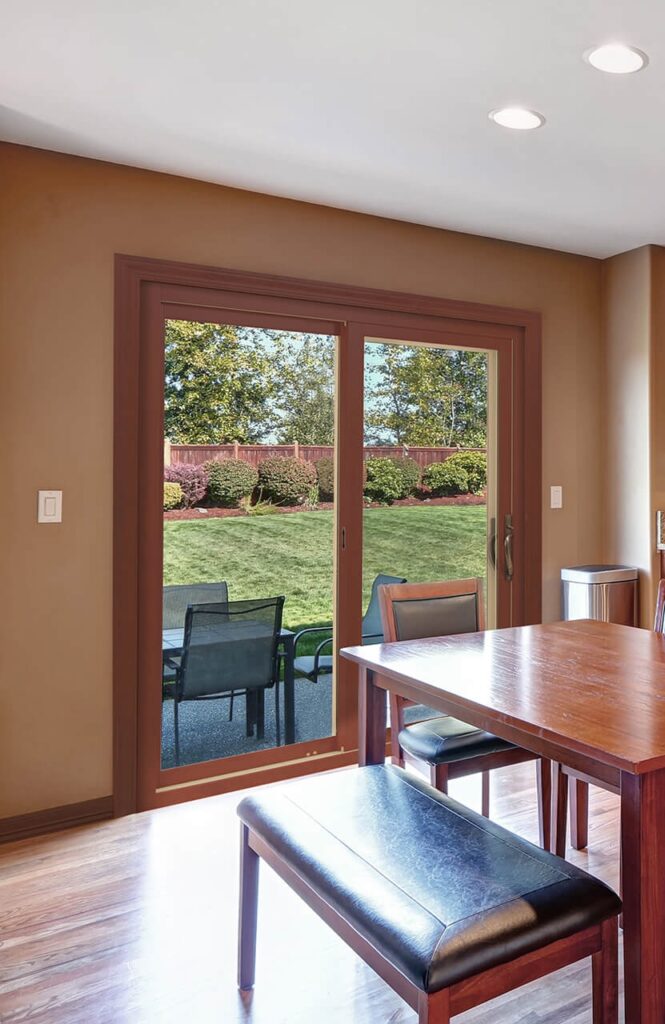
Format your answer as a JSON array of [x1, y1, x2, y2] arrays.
[[561, 564, 639, 584]]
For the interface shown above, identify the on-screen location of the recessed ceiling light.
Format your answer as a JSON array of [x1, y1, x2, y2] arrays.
[[488, 107, 545, 131], [585, 43, 648, 74]]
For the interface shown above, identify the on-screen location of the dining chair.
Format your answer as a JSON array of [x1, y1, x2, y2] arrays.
[[551, 578, 665, 856], [166, 596, 285, 764], [379, 578, 551, 847], [292, 573, 406, 684]]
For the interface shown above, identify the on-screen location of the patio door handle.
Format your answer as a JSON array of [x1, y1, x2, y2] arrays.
[[488, 517, 497, 569], [503, 514, 514, 582]]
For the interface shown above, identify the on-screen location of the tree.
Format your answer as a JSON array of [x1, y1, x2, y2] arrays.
[[270, 333, 335, 445], [164, 322, 484, 450], [164, 320, 275, 443], [365, 345, 487, 447]]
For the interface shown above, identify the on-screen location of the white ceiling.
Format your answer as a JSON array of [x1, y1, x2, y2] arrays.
[[2, 0, 665, 257]]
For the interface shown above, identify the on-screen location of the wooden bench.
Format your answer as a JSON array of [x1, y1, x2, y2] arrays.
[[237, 765, 620, 1023]]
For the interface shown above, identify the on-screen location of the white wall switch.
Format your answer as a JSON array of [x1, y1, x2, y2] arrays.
[[550, 485, 563, 509], [38, 490, 62, 523]]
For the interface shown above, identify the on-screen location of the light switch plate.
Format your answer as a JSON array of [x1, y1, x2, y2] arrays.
[[550, 485, 563, 509], [38, 490, 62, 523]]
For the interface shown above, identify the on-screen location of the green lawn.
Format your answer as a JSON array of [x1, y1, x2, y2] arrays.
[[163, 505, 487, 633]]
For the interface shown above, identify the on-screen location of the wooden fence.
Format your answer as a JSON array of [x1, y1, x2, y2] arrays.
[[166, 442, 485, 469]]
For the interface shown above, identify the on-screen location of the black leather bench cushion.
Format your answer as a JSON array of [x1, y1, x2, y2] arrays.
[[398, 716, 516, 764], [238, 765, 620, 993]]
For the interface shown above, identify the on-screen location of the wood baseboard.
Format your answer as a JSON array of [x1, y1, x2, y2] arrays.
[[0, 796, 113, 845]]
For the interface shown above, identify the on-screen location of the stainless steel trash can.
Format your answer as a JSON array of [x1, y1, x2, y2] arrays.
[[561, 565, 638, 626]]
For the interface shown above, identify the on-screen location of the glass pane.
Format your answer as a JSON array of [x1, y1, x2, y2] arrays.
[[162, 321, 335, 768], [362, 337, 495, 624]]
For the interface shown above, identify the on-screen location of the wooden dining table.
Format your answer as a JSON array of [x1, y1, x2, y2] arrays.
[[341, 618, 665, 1024]]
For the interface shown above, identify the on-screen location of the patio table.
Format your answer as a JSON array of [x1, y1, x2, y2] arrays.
[[342, 618, 665, 1024], [162, 625, 295, 745]]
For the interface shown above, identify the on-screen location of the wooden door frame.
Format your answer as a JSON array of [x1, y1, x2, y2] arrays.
[[114, 253, 542, 816]]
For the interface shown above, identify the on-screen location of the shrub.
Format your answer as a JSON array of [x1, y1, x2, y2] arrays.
[[240, 491, 280, 516], [163, 481, 183, 510], [390, 456, 421, 497], [315, 456, 335, 501], [422, 459, 469, 496], [206, 458, 258, 507], [306, 483, 320, 508], [363, 457, 403, 504], [164, 463, 208, 508], [257, 456, 316, 505], [444, 451, 487, 494]]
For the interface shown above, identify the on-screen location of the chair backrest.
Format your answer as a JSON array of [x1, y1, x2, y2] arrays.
[[654, 579, 665, 634], [379, 578, 485, 643], [163, 582, 229, 630], [361, 574, 407, 642], [179, 597, 284, 700]]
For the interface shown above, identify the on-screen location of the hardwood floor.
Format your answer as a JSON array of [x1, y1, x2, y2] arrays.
[[0, 764, 622, 1023]]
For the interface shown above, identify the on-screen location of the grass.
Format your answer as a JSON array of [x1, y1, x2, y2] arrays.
[[163, 505, 487, 634]]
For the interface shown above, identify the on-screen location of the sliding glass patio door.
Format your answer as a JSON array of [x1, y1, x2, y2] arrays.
[[330, 321, 516, 758], [125, 270, 537, 811], [158, 312, 339, 777], [361, 333, 501, 626]]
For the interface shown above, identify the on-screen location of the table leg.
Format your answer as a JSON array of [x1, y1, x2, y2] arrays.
[[358, 668, 386, 766], [256, 690, 265, 741], [536, 758, 551, 851], [551, 761, 569, 857], [570, 778, 589, 850], [621, 767, 665, 1024], [282, 636, 295, 746], [246, 691, 256, 737]]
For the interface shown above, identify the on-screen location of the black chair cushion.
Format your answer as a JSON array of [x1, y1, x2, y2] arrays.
[[293, 655, 333, 678], [399, 716, 516, 764], [238, 765, 620, 993]]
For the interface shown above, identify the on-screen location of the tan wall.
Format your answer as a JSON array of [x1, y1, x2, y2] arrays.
[[0, 143, 603, 816], [650, 248, 665, 597], [601, 248, 653, 624], [601, 247, 665, 626]]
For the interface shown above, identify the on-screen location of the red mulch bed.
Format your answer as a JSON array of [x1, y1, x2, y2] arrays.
[[164, 494, 486, 522]]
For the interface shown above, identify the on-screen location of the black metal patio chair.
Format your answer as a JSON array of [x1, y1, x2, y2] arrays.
[[162, 582, 229, 692], [165, 596, 285, 765], [163, 582, 229, 630], [292, 573, 406, 684]]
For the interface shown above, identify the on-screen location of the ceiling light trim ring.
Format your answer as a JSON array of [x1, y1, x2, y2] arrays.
[[585, 43, 648, 74], [488, 107, 545, 131]]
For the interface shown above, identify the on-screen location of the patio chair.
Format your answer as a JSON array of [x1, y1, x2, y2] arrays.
[[162, 582, 229, 693], [166, 596, 285, 765], [292, 573, 406, 684], [163, 582, 229, 629]]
